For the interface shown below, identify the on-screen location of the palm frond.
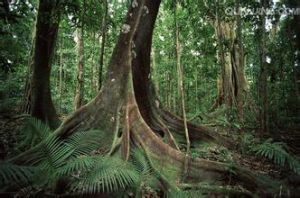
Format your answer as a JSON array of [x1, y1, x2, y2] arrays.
[[29, 134, 74, 187], [31, 135, 72, 169], [0, 162, 35, 186], [65, 130, 106, 157], [55, 155, 96, 178], [71, 156, 140, 194], [252, 139, 300, 174], [130, 149, 153, 175], [18, 117, 52, 149], [4, 119, 146, 194]]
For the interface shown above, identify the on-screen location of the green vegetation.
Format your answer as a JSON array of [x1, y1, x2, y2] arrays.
[[0, 0, 299, 197], [252, 138, 300, 173]]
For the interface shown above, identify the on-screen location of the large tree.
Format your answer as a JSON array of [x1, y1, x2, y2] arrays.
[[14, 0, 276, 195], [211, 1, 248, 121], [24, 0, 61, 129]]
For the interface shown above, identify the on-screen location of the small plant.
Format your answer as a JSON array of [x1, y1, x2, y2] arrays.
[[240, 133, 257, 154], [251, 138, 300, 174]]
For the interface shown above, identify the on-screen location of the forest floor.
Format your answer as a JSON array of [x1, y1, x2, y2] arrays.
[[0, 113, 23, 160], [1, 111, 300, 196]]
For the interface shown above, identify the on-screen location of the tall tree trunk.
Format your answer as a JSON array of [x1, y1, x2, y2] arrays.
[[213, 4, 248, 121], [286, 0, 300, 99], [214, 12, 234, 108], [91, 32, 98, 94], [234, 0, 247, 122], [59, 36, 64, 112], [195, 67, 199, 113], [167, 72, 171, 109], [21, 30, 35, 114], [29, 0, 60, 129], [151, 47, 159, 94], [74, 27, 85, 110], [258, 0, 269, 134], [174, 1, 190, 175], [98, 0, 108, 90]]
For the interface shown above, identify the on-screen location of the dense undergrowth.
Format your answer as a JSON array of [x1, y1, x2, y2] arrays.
[[0, 117, 299, 197]]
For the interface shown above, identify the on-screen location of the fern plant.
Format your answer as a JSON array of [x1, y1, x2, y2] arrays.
[[0, 118, 143, 195], [70, 156, 140, 194], [17, 117, 52, 150], [0, 162, 35, 187], [129, 149, 161, 196], [251, 138, 300, 174]]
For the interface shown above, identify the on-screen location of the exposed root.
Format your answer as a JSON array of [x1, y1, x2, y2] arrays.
[[138, 86, 235, 148], [160, 109, 235, 148], [121, 99, 131, 160], [178, 183, 253, 197], [148, 108, 180, 150], [126, 91, 276, 195]]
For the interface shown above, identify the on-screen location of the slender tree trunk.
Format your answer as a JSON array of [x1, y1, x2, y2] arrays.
[[258, 0, 269, 134], [74, 27, 85, 110], [98, 0, 108, 90], [195, 67, 199, 112], [235, 0, 247, 122], [91, 32, 98, 94], [29, 0, 60, 129], [167, 72, 171, 109], [59, 36, 64, 112], [175, 1, 190, 175], [21, 15, 37, 114], [151, 47, 159, 94], [21, 35, 35, 114], [286, 0, 300, 99]]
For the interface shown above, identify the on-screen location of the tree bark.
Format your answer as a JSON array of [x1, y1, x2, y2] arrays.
[[212, 4, 248, 120], [91, 32, 98, 94], [235, 0, 247, 122], [74, 27, 85, 110], [29, 0, 60, 129]]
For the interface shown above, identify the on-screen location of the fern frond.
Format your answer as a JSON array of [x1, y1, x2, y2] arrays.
[[0, 162, 35, 186], [287, 156, 300, 174], [252, 139, 300, 174], [71, 156, 140, 194], [55, 155, 96, 177], [26, 135, 74, 187], [65, 130, 105, 157], [18, 118, 52, 149], [130, 149, 153, 175], [38, 135, 73, 170]]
